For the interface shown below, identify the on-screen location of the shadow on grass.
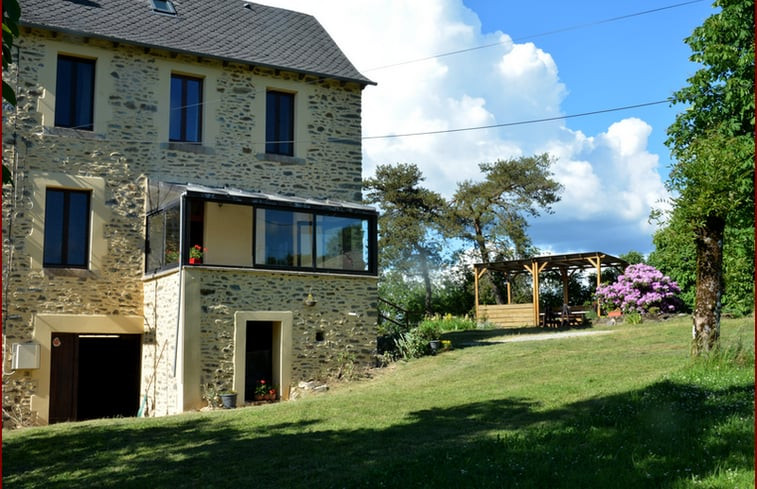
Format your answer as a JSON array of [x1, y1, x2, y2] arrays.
[[4, 376, 753, 489]]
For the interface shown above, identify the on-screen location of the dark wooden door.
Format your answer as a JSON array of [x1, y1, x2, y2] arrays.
[[48, 333, 142, 423], [49, 333, 79, 424]]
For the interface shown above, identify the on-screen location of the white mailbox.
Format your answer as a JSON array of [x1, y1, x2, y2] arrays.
[[11, 343, 40, 370]]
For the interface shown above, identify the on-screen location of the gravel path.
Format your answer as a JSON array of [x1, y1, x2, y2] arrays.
[[497, 329, 616, 342], [462, 329, 616, 346]]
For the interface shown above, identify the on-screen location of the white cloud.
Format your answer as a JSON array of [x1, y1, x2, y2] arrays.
[[252, 0, 670, 254], [497, 41, 567, 116]]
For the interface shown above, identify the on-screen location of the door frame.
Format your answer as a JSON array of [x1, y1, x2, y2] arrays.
[[233, 311, 292, 402], [30, 314, 144, 424]]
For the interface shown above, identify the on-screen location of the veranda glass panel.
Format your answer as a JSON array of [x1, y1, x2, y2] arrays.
[[255, 209, 312, 267], [165, 205, 180, 265], [315, 215, 368, 271], [145, 213, 165, 271]]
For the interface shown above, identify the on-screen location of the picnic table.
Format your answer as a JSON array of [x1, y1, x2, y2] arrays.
[[540, 306, 587, 328]]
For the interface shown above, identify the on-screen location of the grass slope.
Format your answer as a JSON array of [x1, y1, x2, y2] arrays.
[[3, 317, 754, 488]]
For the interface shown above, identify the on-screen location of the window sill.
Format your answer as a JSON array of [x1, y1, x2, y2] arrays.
[[43, 267, 95, 278], [162, 142, 215, 155], [44, 126, 104, 140], [256, 153, 306, 165]]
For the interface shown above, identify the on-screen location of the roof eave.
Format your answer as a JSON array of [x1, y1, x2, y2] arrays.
[[20, 22, 377, 87]]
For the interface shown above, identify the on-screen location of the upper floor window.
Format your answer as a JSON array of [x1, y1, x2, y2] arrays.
[[43, 188, 91, 268], [55, 55, 95, 131], [170, 74, 203, 143], [265, 90, 294, 156]]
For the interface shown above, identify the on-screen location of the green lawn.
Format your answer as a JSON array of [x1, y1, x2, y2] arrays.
[[3, 317, 754, 488]]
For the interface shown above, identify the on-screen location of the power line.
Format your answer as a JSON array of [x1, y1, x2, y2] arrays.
[[36, 98, 673, 145], [364, 0, 707, 72], [362, 99, 671, 140]]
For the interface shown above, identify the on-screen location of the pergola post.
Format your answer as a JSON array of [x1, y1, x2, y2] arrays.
[[587, 255, 603, 316], [474, 265, 487, 321], [525, 261, 548, 326], [560, 266, 569, 305]]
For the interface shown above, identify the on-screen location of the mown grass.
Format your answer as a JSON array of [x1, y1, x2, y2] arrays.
[[3, 317, 753, 488]]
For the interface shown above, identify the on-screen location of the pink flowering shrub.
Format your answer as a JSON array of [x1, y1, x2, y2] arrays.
[[595, 264, 681, 315]]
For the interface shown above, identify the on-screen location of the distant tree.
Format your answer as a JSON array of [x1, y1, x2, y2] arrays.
[[446, 154, 562, 303], [648, 215, 697, 311], [2, 0, 20, 184], [620, 251, 645, 265], [364, 163, 447, 315], [664, 0, 754, 353]]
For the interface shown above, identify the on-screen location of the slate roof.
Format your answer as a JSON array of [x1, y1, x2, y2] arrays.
[[19, 0, 374, 86]]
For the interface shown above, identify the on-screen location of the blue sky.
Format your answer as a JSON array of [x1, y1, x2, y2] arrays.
[[464, 0, 712, 176], [256, 0, 716, 257]]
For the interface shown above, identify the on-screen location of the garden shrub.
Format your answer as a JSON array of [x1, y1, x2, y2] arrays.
[[418, 314, 478, 334], [393, 315, 481, 360], [595, 263, 682, 316], [394, 329, 430, 360]]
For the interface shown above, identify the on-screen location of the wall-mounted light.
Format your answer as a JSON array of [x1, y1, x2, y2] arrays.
[[304, 289, 317, 307]]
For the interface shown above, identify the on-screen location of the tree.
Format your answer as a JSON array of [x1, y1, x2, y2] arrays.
[[664, 0, 754, 353], [364, 163, 447, 315], [2, 0, 20, 184], [446, 154, 562, 303]]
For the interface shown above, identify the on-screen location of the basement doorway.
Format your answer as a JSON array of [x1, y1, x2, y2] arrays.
[[244, 321, 274, 402], [48, 333, 142, 423]]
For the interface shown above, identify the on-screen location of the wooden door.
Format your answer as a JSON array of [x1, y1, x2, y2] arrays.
[[49, 333, 79, 424]]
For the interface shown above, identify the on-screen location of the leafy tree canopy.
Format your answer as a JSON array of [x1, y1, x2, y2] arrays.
[[364, 163, 448, 314], [445, 153, 562, 304], [662, 0, 754, 352], [447, 153, 562, 263]]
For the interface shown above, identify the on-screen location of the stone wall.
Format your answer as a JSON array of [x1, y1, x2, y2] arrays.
[[186, 268, 378, 387], [142, 272, 182, 417], [2, 28, 373, 423]]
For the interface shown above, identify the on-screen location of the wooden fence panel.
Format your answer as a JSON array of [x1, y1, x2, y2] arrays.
[[478, 303, 535, 328]]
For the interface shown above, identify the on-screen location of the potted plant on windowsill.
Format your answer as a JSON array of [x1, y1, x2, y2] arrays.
[[189, 244, 206, 265]]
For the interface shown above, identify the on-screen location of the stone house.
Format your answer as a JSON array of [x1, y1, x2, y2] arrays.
[[2, 0, 378, 426]]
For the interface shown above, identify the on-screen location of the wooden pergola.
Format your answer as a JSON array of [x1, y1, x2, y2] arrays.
[[473, 252, 629, 327]]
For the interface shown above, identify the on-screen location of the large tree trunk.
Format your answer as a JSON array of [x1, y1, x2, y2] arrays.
[[691, 215, 725, 354]]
